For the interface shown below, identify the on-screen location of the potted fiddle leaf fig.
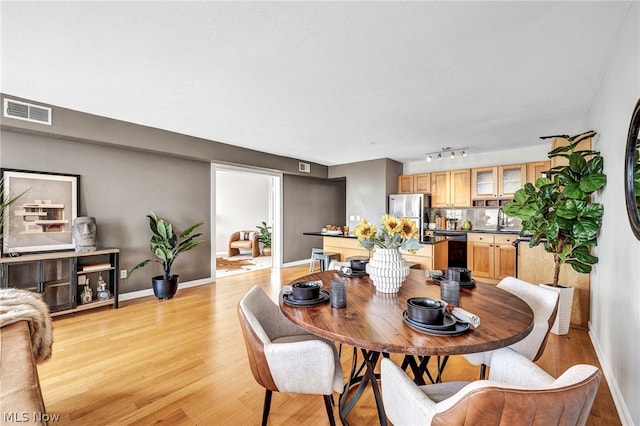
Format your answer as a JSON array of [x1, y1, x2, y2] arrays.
[[256, 221, 272, 256], [127, 211, 205, 300], [504, 130, 606, 334]]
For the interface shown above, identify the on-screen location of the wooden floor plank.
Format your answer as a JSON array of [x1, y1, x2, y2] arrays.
[[36, 265, 621, 425]]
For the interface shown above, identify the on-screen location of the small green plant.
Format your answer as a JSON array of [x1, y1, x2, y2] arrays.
[[256, 221, 272, 248], [128, 211, 205, 280], [0, 178, 28, 250], [504, 130, 606, 286]]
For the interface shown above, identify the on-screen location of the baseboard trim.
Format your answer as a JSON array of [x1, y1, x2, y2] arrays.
[[119, 277, 213, 302], [588, 323, 631, 425]]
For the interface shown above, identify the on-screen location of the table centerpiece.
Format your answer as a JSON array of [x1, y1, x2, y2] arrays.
[[354, 214, 421, 293]]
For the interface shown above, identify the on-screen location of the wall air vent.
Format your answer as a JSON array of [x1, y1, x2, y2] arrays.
[[298, 162, 311, 173], [3, 99, 52, 125]]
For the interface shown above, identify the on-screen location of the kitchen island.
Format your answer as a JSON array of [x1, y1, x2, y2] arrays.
[[303, 232, 449, 270]]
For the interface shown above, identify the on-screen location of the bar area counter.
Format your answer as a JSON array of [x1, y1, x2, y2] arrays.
[[303, 232, 449, 270]]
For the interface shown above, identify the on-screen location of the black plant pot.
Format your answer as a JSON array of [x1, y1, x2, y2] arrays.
[[152, 275, 179, 300]]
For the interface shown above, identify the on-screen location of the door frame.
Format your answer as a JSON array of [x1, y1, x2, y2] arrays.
[[211, 163, 283, 279]]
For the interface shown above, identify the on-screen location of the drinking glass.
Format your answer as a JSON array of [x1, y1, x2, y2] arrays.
[[331, 279, 347, 308], [440, 279, 460, 307]]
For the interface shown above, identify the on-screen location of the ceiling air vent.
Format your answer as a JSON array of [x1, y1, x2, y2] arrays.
[[3, 99, 52, 125], [299, 162, 310, 173]]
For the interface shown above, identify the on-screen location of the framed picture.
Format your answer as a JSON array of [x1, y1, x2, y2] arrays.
[[1, 169, 79, 254]]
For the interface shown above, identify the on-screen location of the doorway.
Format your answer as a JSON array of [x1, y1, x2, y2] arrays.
[[212, 164, 282, 279]]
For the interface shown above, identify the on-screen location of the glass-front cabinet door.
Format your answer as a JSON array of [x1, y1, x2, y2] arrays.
[[2, 260, 40, 292], [498, 164, 526, 199], [0, 258, 74, 313], [471, 167, 497, 199], [42, 259, 74, 312]]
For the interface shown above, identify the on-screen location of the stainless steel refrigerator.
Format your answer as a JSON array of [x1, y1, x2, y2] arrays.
[[388, 193, 430, 238]]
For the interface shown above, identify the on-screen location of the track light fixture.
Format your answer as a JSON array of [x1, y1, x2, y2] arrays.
[[424, 147, 469, 162]]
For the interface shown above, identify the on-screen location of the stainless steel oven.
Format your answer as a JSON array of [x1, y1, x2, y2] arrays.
[[433, 231, 468, 268]]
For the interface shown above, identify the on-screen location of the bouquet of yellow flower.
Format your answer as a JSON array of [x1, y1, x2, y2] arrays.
[[353, 214, 422, 254]]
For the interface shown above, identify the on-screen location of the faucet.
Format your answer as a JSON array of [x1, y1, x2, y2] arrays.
[[497, 208, 506, 231]]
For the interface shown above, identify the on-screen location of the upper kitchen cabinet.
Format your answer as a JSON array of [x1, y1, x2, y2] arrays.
[[551, 136, 592, 168], [526, 161, 551, 185], [431, 169, 471, 207], [398, 173, 431, 194], [471, 164, 526, 206]]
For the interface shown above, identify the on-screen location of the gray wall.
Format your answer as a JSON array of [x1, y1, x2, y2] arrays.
[[0, 94, 330, 179], [0, 130, 212, 292], [329, 158, 403, 227], [582, 2, 639, 423], [282, 175, 346, 263]]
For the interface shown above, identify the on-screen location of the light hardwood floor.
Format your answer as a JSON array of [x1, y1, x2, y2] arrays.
[[37, 265, 621, 425]]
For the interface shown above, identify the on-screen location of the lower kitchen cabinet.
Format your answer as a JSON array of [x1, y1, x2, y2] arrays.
[[322, 236, 447, 270], [467, 233, 516, 282], [0, 248, 119, 316]]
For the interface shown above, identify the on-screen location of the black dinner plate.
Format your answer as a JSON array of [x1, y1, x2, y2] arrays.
[[403, 311, 471, 336], [404, 310, 457, 331], [432, 275, 476, 288], [283, 289, 330, 307], [337, 270, 368, 278]]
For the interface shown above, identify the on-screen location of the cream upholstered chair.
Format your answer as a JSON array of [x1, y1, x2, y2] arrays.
[[228, 230, 260, 258], [463, 276, 559, 379], [237, 286, 343, 426], [381, 348, 601, 426]]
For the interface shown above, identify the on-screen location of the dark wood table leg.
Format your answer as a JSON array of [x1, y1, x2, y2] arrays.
[[339, 347, 387, 426]]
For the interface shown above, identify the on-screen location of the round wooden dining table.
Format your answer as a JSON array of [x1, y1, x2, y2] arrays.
[[279, 269, 534, 426]]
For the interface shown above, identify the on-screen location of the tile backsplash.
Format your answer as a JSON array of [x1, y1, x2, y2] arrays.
[[428, 207, 522, 231]]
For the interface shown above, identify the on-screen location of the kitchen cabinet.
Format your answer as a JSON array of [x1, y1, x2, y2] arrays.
[[471, 164, 526, 206], [0, 249, 119, 316], [526, 161, 551, 185], [431, 169, 470, 207], [551, 137, 591, 169], [467, 233, 515, 282], [398, 173, 431, 194]]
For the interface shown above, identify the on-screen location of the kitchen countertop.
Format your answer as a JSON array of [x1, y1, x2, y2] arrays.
[[432, 228, 523, 235], [303, 232, 449, 244]]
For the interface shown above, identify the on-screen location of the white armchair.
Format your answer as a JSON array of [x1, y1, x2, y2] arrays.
[[463, 276, 559, 378], [237, 285, 343, 426], [381, 348, 601, 426]]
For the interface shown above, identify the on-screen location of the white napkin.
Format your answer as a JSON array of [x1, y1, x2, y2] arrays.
[[451, 307, 481, 328], [328, 261, 350, 270]]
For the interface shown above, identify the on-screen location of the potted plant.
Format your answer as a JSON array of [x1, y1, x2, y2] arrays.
[[503, 130, 606, 334], [127, 211, 205, 300], [0, 178, 28, 255], [256, 221, 271, 256]]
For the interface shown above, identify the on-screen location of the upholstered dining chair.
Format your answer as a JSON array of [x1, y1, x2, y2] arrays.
[[237, 285, 344, 426], [381, 348, 601, 426], [463, 276, 559, 379]]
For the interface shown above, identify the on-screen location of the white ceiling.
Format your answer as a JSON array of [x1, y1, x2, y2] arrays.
[[0, 1, 633, 166]]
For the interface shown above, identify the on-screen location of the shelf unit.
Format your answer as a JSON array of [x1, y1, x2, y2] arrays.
[[0, 248, 119, 316]]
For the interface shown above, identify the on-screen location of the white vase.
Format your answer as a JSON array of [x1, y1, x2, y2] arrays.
[[366, 248, 410, 293], [540, 284, 575, 335]]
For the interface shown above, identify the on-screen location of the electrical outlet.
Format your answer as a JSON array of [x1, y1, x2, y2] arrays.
[[120, 269, 128, 279]]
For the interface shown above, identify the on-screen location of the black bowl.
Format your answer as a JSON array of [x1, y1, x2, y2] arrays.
[[292, 281, 321, 300], [348, 256, 370, 272], [444, 267, 472, 282], [406, 298, 445, 325]]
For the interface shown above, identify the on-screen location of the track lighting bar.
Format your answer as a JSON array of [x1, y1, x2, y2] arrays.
[[425, 147, 469, 161]]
